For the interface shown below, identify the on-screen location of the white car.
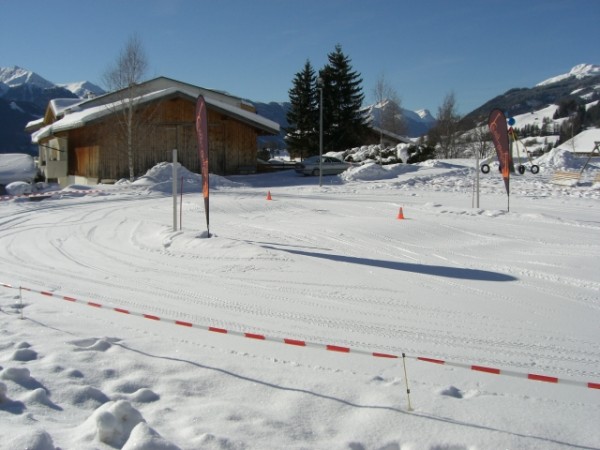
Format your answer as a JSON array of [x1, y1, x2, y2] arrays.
[[294, 156, 350, 176]]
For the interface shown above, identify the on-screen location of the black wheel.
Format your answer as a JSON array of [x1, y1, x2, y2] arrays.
[[312, 168, 320, 176], [481, 164, 490, 174], [530, 165, 540, 174], [518, 165, 525, 175]]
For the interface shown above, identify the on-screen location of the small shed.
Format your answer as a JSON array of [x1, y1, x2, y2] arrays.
[[29, 77, 279, 185]]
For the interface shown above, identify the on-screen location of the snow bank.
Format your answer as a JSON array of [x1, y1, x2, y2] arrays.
[[341, 161, 419, 181], [535, 147, 586, 171], [0, 153, 37, 185], [5, 181, 33, 195], [131, 162, 243, 193], [334, 143, 412, 165]]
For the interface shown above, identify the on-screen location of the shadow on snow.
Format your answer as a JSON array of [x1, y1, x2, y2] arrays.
[[262, 245, 517, 282]]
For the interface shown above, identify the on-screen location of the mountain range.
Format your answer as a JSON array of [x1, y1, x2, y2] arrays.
[[0, 66, 105, 154], [463, 63, 600, 124], [1, 64, 599, 155]]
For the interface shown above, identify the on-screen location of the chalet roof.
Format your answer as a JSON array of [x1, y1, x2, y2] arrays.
[[369, 126, 413, 144], [49, 98, 82, 117], [31, 77, 279, 142]]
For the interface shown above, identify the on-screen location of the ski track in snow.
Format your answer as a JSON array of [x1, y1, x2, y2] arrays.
[[2, 177, 599, 379], [1, 160, 600, 449]]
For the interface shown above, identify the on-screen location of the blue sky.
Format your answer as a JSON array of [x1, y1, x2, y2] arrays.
[[2, 0, 599, 114]]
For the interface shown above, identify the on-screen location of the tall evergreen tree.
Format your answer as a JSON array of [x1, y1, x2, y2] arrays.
[[285, 60, 318, 158], [319, 44, 368, 151]]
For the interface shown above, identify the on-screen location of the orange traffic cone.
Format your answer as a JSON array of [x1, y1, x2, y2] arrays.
[[397, 207, 405, 220], [266, 191, 272, 201]]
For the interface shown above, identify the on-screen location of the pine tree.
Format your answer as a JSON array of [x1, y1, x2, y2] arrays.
[[285, 60, 318, 158], [319, 44, 368, 151]]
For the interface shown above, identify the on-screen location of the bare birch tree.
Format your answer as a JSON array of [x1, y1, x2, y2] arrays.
[[428, 92, 461, 158], [372, 74, 407, 144], [103, 34, 149, 181]]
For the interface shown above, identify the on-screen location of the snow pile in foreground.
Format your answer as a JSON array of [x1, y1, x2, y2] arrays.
[[77, 400, 179, 449]]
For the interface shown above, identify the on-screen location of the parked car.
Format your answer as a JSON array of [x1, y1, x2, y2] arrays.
[[294, 156, 351, 176]]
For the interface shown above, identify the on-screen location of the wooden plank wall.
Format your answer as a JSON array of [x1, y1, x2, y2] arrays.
[[66, 97, 261, 180]]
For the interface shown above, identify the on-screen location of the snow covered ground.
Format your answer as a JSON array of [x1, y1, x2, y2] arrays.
[[1, 150, 599, 449]]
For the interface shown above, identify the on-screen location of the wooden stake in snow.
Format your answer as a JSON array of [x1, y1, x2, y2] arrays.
[[402, 353, 414, 411]]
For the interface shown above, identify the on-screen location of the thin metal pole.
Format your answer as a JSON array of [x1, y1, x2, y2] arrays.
[[319, 85, 323, 188], [180, 176, 184, 231], [172, 149, 178, 232]]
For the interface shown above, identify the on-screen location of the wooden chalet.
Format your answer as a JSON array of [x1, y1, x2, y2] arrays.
[[29, 77, 279, 185]]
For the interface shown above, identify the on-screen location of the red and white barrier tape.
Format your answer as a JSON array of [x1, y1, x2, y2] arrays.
[[2, 281, 599, 391]]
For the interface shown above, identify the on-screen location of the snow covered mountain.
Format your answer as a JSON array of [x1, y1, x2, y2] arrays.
[[0, 66, 55, 90], [363, 101, 436, 138], [536, 63, 600, 87], [0, 66, 104, 99], [0, 66, 106, 154], [58, 80, 105, 99], [463, 63, 600, 123]]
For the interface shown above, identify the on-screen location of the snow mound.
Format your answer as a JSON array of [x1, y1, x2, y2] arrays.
[[5, 181, 33, 195], [0, 153, 37, 184], [337, 143, 411, 164], [5, 429, 57, 450], [1, 366, 33, 384], [78, 400, 179, 449], [122, 422, 181, 450], [417, 159, 462, 169], [11, 347, 38, 361], [535, 148, 581, 171], [132, 162, 243, 193], [80, 400, 145, 447], [341, 161, 418, 181]]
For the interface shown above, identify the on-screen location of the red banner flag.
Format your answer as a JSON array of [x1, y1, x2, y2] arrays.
[[488, 109, 511, 199], [195, 95, 210, 235]]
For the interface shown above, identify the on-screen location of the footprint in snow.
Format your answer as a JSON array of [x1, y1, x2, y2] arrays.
[[70, 337, 120, 352], [439, 385, 464, 399], [22, 387, 62, 411], [0, 381, 26, 414], [11, 348, 38, 362]]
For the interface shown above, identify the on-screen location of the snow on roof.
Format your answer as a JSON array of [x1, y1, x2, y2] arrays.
[[26, 117, 44, 130], [204, 93, 279, 134], [49, 98, 83, 116], [33, 86, 279, 143]]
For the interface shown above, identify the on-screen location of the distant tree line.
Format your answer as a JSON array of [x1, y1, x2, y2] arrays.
[[552, 95, 600, 146]]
